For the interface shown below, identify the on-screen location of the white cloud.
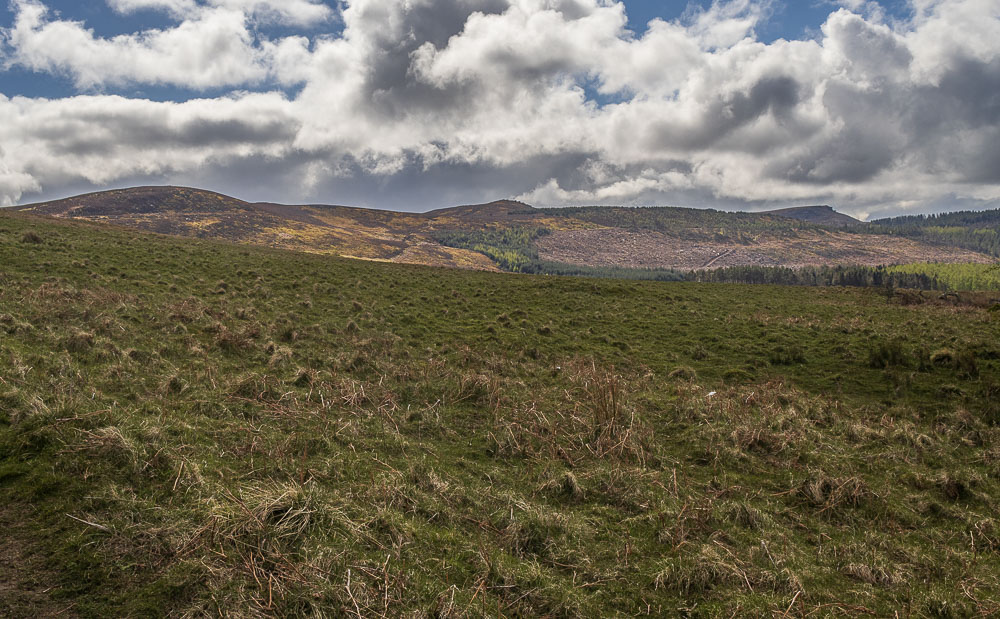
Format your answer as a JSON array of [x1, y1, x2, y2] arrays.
[[3, 1, 272, 88], [0, 0, 999, 216], [107, 0, 333, 26]]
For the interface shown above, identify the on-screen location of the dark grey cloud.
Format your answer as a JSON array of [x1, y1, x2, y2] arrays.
[[646, 75, 802, 152], [358, 0, 509, 117]]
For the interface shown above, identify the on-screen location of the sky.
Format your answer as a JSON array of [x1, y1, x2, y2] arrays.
[[0, 1, 998, 218]]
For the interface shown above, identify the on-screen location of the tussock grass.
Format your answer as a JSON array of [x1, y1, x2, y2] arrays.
[[19, 230, 43, 244]]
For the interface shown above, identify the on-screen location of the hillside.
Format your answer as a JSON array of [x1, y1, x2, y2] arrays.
[[16, 186, 500, 271], [14, 187, 995, 278], [870, 208, 1000, 258], [2, 210, 999, 615], [764, 205, 861, 228]]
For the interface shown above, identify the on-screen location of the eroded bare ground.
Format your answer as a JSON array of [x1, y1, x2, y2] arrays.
[[537, 228, 996, 270], [0, 507, 74, 618]]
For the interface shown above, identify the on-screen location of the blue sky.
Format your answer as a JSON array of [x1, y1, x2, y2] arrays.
[[0, 0, 996, 217]]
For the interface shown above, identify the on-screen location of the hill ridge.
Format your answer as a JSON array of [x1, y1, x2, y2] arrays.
[[10, 185, 993, 274]]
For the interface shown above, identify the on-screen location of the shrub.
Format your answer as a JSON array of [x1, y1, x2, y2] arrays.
[[723, 368, 755, 384], [540, 471, 583, 502], [669, 366, 697, 380], [19, 231, 43, 244], [64, 329, 95, 353], [930, 348, 955, 366], [955, 349, 978, 377], [869, 339, 907, 369], [770, 344, 806, 366]]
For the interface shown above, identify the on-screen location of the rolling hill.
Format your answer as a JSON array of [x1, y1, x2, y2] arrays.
[[1, 209, 999, 615], [762, 205, 861, 228], [12, 186, 996, 277]]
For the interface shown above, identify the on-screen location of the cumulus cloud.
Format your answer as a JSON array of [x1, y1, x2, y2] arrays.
[[3, 0, 273, 88], [107, 0, 333, 26], [0, 0, 999, 216]]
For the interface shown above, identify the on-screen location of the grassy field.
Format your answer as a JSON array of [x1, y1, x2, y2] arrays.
[[2, 211, 1000, 616]]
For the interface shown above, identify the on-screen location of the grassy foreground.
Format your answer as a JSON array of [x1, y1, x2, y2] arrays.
[[1, 212, 1000, 617]]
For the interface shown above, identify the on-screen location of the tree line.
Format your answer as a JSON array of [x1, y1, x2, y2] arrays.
[[867, 209, 1000, 257]]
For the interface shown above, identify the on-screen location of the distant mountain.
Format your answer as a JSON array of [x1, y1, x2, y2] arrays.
[[762, 205, 861, 228], [12, 186, 994, 273]]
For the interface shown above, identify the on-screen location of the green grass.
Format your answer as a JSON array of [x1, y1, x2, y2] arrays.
[[1, 211, 1000, 616]]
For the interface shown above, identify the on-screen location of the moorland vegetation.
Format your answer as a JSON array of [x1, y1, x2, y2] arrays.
[[2, 210, 1000, 615]]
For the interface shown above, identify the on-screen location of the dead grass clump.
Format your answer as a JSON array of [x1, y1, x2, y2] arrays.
[[669, 366, 697, 380], [70, 426, 141, 473], [453, 371, 501, 409], [869, 339, 908, 369], [214, 325, 252, 353], [798, 473, 873, 514], [230, 373, 287, 404], [268, 344, 294, 367], [20, 231, 43, 244], [162, 374, 187, 396], [654, 544, 800, 596], [930, 348, 955, 366], [64, 328, 95, 353], [498, 509, 564, 560], [842, 561, 904, 586], [936, 472, 973, 502], [540, 471, 583, 502], [486, 421, 532, 459], [209, 482, 325, 609], [653, 545, 741, 594], [725, 502, 768, 531], [289, 367, 317, 387], [572, 360, 647, 462], [168, 298, 204, 324]]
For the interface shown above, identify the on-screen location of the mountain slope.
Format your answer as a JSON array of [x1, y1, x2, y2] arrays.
[[763, 205, 861, 228], [870, 208, 1000, 258], [12, 186, 995, 274], [17, 186, 500, 271]]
